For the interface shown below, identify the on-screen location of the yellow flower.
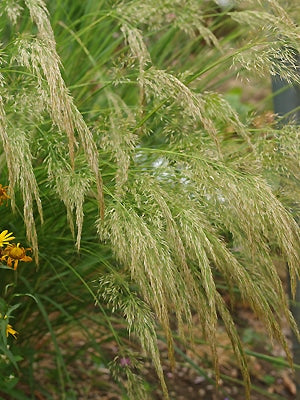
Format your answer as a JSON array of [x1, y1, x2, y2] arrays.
[[1, 243, 32, 270], [0, 315, 18, 339], [0, 230, 15, 247], [6, 324, 18, 338], [0, 184, 10, 206]]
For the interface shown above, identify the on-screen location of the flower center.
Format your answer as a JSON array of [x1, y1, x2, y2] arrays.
[[9, 247, 24, 259]]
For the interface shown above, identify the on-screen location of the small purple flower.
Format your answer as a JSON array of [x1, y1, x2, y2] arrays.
[[119, 357, 131, 367]]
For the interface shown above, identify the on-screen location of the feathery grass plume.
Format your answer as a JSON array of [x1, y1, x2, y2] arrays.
[[16, 0, 104, 223], [0, 0, 23, 25], [135, 177, 194, 335], [71, 106, 105, 220], [98, 177, 225, 375], [110, 353, 151, 400], [24, 0, 55, 44], [120, 24, 150, 133], [144, 68, 223, 155], [24, 0, 102, 180], [233, 43, 300, 85], [97, 160, 299, 395], [136, 175, 225, 381], [144, 69, 252, 153], [1, 128, 42, 263], [230, 10, 300, 49], [229, 3, 300, 84], [98, 274, 168, 399], [98, 203, 177, 366], [117, 0, 220, 48], [245, 0, 298, 25], [54, 168, 92, 251], [141, 178, 221, 380], [256, 126, 300, 213], [42, 127, 96, 248], [120, 24, 151, 69], [173, 203, 254, 393], [184, 155, 300, 294], [10, 81, 49, 120], [0, 72, 42, 261], [186, 165, 297, 371], [131, 146, 299, 389], [13, 36, 77, 169], [201, 91, 253, 148], [191, 164, 299, 315], [100, 94, 137, 198], [209, 228, 296, 355]]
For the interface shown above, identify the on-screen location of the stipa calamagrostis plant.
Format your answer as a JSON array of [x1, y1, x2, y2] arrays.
[[0, 0, 300, 398]]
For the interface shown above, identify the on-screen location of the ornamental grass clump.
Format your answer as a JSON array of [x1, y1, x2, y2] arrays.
[[0, 0, 299, 399]]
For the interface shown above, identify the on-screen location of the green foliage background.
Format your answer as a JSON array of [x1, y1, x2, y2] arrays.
[[0, 0, 299, 399]]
